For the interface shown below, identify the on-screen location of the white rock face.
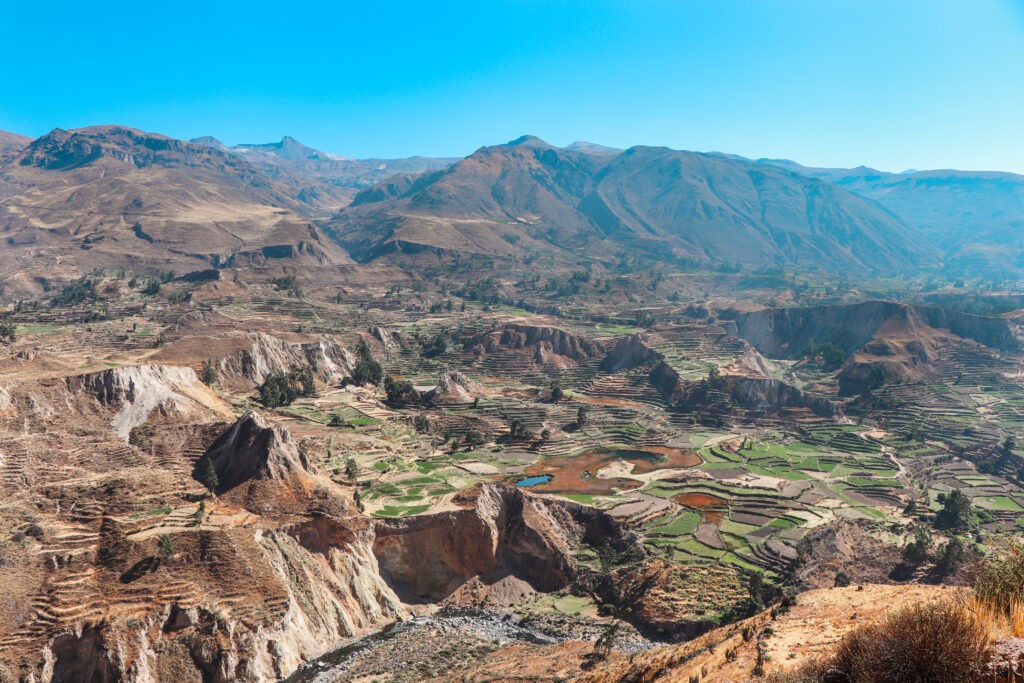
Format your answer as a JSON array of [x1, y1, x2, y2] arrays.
[[74, 364, 223, 440], [431, 370, 479, 403], [217, 332, 353, 385]]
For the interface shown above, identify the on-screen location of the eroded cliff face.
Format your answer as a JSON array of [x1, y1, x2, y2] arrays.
[[372, 485, 587, 602], [196, 411, 316, 494], [464, 324, 603, 369], [731, 301, 1023, 358], [603, 333, 839, 418], [731, 378, 839, 418], [29, 524, 403, 683], [601, 334, 661, 373], [70, 365, 230, 441], [218, 332, 353, 387]]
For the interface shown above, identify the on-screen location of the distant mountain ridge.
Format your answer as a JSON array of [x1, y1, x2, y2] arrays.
[[327, 136, 934, 273], [190, 135, 457, 209], [2, 125, 1024, 281], [755, 158, 1024, 275]]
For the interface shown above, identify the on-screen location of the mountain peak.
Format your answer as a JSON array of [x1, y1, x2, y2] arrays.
[[190, 135, 228, 151], [234, 136, 346, 162], [564, 141, 622, 155], [505, 134, 555, 149]]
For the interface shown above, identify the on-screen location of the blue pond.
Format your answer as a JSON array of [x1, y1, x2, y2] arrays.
[[515, 474, 552, 488]]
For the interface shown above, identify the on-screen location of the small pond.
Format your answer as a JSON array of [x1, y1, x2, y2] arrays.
[[515, 474, 553, 487]]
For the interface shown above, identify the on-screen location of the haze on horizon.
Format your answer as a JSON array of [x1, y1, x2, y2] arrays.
[[2, 0, 1023, 173]]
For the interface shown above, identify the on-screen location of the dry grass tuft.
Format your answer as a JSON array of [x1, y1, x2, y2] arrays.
[[777, 602, 991, 683], [967, 540, 1024, 637]]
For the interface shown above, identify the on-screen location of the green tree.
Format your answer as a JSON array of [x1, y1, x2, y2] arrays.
[[901, 525, 932, 566], [200, 359, 218, 386], [202, 459, 219, 494], [869, 364, 887, 389], [295, 365, 317, 397], [935, 537, 969, 577], [464, 430, 485, 449], [351, 340, 383, 386], [0, 320, 15, 343], [550, 382, 564, 403], [508, 418, 528, 441], [935, 489, 972, 531], [820, 343, 846, 370], [158, 533, 175, 559], [593, 622, 621, 660], [575, 406, 590, 430], [384, 375, 418, 405], [345, 457, 358, 482]]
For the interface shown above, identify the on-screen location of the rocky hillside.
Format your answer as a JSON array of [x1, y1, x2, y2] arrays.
[[0, 126, 351, 278], [328, 136, 934, 273], [730, 301, 1023, 393], [762, 159, 1024, 270], [603, 332, 838, 417]]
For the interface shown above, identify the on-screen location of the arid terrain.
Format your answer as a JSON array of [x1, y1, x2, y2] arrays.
[[2, 126, 1024, 682]]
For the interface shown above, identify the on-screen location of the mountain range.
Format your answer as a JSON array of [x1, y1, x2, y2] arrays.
[[329, 135, 932, 272], [755, 159, 1024, 275], [0, 125, 1022, 284]]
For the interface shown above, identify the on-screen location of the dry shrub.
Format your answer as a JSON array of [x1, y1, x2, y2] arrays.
[[969, 540, 1024, 637], [779, 602, 991, 683]]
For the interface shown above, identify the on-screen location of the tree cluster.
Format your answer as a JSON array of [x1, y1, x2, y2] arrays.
[[384, 375, 419, 405], [258, 365, 317, 408]]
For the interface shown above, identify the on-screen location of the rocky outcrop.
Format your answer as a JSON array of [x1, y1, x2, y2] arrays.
[[216, 332, 353, 386], [601, 333, 661, 372], [465, 324, 601, 368], [732, 301, 1023, 358], [600, 333, 837, 417], [25, 522, 403, 683], [372, 484, 632, 604], [195, 411, 315, 493], [425, 370, 479, 404], [70, 364, 225, 440], [731, 378, 839, 418]]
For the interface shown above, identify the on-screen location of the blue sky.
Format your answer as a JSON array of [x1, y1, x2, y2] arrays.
[[2, 0, 1023, 172]]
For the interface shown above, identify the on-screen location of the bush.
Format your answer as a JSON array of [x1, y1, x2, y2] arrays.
[[51, 279, 96, 307], [787, 602, 990, 682]]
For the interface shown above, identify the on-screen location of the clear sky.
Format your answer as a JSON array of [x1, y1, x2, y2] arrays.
[[2, 0, 1023, 172]]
